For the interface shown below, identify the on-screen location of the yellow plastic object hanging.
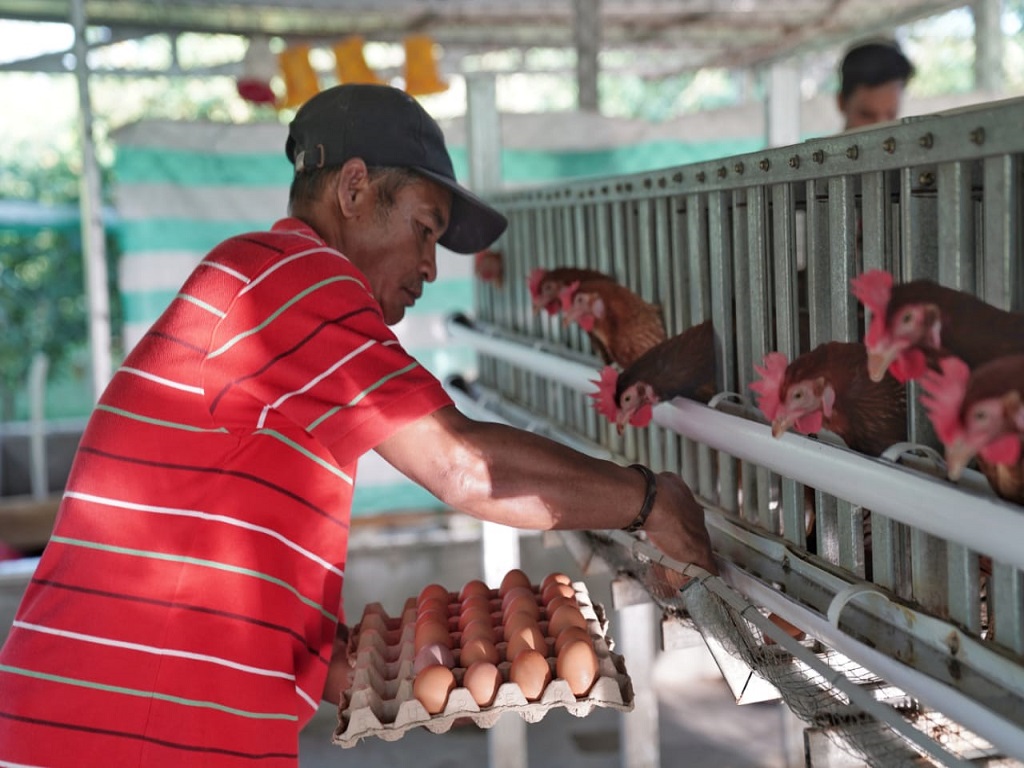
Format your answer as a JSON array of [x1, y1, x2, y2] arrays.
[[278, 44, 320, 109], [403, 35, 449, 96], [334, 36, 384, 85]]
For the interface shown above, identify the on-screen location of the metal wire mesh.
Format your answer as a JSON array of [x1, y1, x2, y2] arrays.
[[576, 530, 1008, 768]]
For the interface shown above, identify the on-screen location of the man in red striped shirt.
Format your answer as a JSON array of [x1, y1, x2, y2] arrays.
[[0, 84, 715, 767]]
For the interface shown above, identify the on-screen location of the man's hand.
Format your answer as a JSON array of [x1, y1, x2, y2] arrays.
[[322, 624, 355, 706], [641, 473, 717, 591]]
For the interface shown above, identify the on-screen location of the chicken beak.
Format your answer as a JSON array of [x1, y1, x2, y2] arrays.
[[771, 415, 794, 439], [866, 347, 898, 383], [615, 414, 628, 435], [944, 438, 976, 481]]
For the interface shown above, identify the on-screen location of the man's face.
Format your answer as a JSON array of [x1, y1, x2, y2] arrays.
[[345, 175, 452, 325], [839, 80, 905, 130]]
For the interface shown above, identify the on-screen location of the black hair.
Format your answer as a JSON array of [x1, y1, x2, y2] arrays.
[[839, 40, 915, 100]]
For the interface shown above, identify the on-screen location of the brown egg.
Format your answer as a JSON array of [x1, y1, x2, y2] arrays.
[[499, 568, 533, 596], [413, 664, 456, 715], [459, 579, 492, 602], [415, 618, 453, 651], [417, 583, 451, 609], [462, 661, 503, 707], [502, 609, 540, 642], [540, 572, 572, 592], [460, 617, 497, 647], [457, 604, 493, 633], [541, 581, 576, 606], [502, 591, 540, 621], [459, 636, 500, 667], [413, 642, 455, 675], [460, 593, 493, 617], [417, 596, 452, 621], [556, 639, 599, 696], [509, 649, 551, 702], [416, 606, 446, 629], [553, 624, 593, 656], [544, 595, 578, 620], [547, 603, 588, 638], [505, 623, 546, 661], [500, 585, 536, 612]]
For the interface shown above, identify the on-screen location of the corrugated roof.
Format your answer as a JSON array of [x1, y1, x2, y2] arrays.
[[0, 0, 962, 75]]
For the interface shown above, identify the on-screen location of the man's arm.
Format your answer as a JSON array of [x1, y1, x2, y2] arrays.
[[373, 405, 715, 574]]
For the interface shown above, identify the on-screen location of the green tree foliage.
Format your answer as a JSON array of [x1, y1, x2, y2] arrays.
[[0, 156, 121, 420]]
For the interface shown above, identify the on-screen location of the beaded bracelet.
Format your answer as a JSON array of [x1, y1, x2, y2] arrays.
[[623, 464, 658, 533]]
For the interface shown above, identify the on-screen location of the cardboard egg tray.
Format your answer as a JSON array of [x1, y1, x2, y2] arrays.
[[333, 580, 634, 747]]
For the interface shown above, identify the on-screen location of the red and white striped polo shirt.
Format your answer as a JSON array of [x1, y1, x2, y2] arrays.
[[0, 218, 453, 767]]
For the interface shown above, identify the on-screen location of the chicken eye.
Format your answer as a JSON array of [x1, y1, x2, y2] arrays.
[[792, 391, 803, 401], [900, 311, 913, 325]]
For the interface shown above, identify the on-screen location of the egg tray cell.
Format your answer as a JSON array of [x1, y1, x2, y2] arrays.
[[333, 581, 634, 748]]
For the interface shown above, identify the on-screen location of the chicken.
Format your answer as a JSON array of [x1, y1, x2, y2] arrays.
[[528, 266, 615, 316], [919, 354, 1024, 505], [474, 249, 503, 287], [751, 342, 903, 580], [751, 341, 907, 457], [561, 278, 667, 369], [589, 320, 716, 434], [851, 269, 1024, 383]]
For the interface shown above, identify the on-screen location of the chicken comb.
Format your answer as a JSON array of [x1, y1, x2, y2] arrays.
[[527, 268, 546, 300], [559, 280, 581, 314], [587, 366, 621, 423], [749, 351, 790, 421], [850, 269, 893, 315], [918, 356, 970, 446], [851, 269, 893, 349]]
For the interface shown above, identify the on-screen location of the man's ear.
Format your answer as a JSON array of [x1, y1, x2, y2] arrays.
[[336, 158, 371, 217]]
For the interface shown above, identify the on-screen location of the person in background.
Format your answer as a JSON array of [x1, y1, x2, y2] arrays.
[[0, 84, 716, 768], [837, 38, 916, 130]]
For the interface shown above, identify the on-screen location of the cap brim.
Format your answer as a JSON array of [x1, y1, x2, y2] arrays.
[[415, 167, 508, 254]]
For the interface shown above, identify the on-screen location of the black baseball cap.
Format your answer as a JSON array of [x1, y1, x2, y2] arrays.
[[286, 84, 507, 254]]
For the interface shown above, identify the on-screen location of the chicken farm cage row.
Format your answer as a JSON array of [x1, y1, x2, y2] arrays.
[[451, 96, 1024, 765]]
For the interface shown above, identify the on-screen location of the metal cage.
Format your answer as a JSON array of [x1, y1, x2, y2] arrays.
[[451, 96, 1024, 765]]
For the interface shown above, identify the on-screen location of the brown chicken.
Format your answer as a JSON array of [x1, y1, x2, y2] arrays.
[[851, 269, 1024, 383], [589, 320, 716, 433], [751, 342, 905, 581], [920, 354, 1024, 505], [751, 341, 908, 456], [474, 249, 503, 287], [561, 278, 667, 369], [527, 266, 615, 316]]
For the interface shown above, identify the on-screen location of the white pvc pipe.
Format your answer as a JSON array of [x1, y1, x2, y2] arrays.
[[447, 318, 1024, 573], [722, 562, 1024, 762], [653, 401, 1024, 574], [446, 319, 600, 392]]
